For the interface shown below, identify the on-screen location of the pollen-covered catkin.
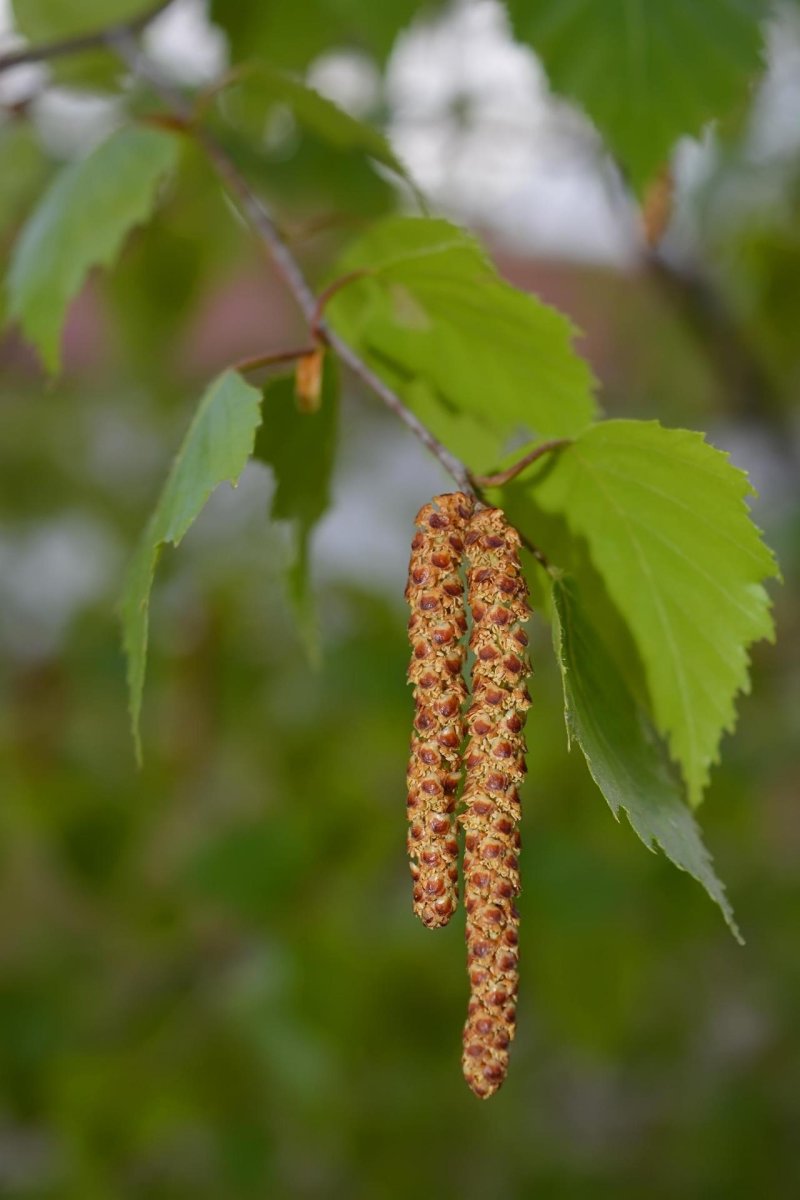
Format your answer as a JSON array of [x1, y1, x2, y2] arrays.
[[460, 506, 531, 1098], [405, 492, 474, 928]]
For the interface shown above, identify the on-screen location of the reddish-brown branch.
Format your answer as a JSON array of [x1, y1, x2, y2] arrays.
[[108, 30, 476, 495], [518, 531, 551, 573], [0, 5, 475, 496], [234, 345, 318, 375], [0, 0, 174, 72], [282, 212, 368, 244], [472, 438, 572, 488], [310, 269, 371, 338]]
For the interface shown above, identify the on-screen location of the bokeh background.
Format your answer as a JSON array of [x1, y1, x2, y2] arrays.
[[1, 1, 799, 1196]]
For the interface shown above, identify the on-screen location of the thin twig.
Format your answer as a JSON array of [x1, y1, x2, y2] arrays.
[[234, 345, 318, 374], [472, 438, 572, 488], [110, 30, 476, 495], [325, 331, 474, 492], [0, 0, 174, 72], [310, 269, 371, 338], [0, 6, 477, 496], [518, 531, 552, 573], [282, 211, 368, 244], [192, 63, 252, 122]]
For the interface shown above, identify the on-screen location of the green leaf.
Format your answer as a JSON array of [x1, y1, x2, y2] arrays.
[[506, 0, 767, 192], [12, 0, 142, 36], [121, 370, 263, 761], [552, 574, 741, 941], [210, 0, 442, 68], [0, 124, 48, 238], [327, 217, 596, 462], [391, 373, 502, 467], [7, 126, 178, 373], [218, 124, 396, 221], [11, 0, 143, 87], [221, 64, 412, 186], [523, 420, 778, 804], [253, 364, 339, 660], [212, 62, 416, 220]]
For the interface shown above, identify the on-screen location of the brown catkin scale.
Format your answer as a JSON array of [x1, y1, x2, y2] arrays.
[[460, 505, 531, 1098], [405, 492, 474, 928]]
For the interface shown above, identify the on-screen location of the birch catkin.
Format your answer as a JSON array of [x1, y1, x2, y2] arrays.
[[460, 506, 531, 1098], [405, 492, 474, 928]]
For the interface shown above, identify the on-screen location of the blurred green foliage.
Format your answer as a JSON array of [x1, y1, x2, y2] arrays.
[[506, 0, 767, 192], [1, 0, 799, 1197], [8, 126, 178, 373], [0, 397, 796, 1195]]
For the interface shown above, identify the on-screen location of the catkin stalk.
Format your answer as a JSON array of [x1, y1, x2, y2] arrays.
[[460, 505, 531, 1097], [405, 492, 474, 928]]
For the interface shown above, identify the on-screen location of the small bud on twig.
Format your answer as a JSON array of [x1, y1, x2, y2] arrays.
[[295, 347, 324, 413]]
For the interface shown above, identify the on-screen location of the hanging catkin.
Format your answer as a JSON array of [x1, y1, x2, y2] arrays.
[[460, 505, 531, 1098], [405, 492, 474, 928]]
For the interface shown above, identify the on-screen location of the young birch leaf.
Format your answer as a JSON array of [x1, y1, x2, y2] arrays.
[[360, 353, 505, 467], [11, 0, 143, 37], [210, 0, 443, 69], [7, 126, 178, 373], [506, 0, 766, 193], [552, 575, 741, 941], [253, 366, 339, 661], [527, 420, 778, 805], [222, 64, 414, 188], [10, 0, 144, 86], [327, 217, 596, 454], [121, 370, 263, 761], [0, 125, 48, 238]]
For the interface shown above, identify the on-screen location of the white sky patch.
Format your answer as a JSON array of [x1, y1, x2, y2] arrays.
[[32, 88, 122, 158], [750, 7, 800, 163], [0, 0, 45, 104], [0, 54, 45, 105], [143, 0, 227, 86], [0, 514, 121, 661], [307, 50, 381, 118], [6, 0, 800, 269], [384, 0, 639, 265]]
